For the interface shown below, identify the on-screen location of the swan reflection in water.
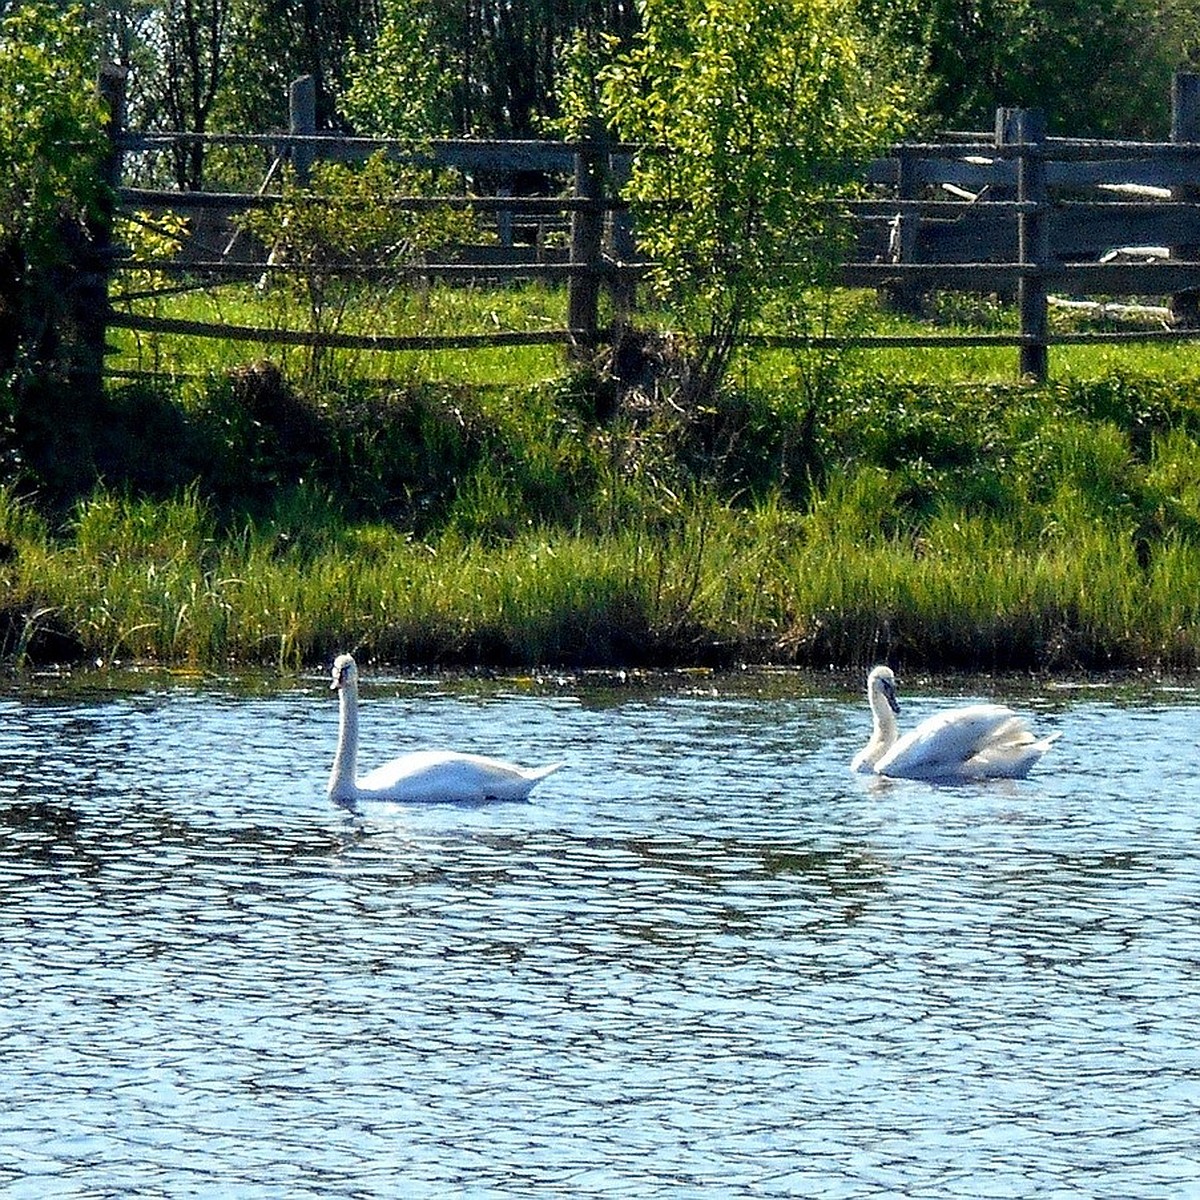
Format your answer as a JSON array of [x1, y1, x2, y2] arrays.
[[852, 665, 1059, 782], [326, 653, 564, 806]]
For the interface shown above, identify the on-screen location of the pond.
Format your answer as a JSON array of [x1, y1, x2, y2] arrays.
[[1, 665, 1198, 1197]]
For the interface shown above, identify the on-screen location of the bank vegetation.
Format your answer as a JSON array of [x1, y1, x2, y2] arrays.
[[7, 313, 1200, 672]]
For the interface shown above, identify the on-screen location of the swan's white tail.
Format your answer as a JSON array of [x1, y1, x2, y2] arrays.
[[524, 762, 566, 782]]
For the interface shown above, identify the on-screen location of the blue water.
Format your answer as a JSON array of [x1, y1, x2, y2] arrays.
[[1, 667, 1198, 1197]]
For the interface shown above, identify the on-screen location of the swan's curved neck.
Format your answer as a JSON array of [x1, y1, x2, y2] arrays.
[[859, 683, 900, 767], [870, 687, 899, 747], [328, 682, 359, 799]]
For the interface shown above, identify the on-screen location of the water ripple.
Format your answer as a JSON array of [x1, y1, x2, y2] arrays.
[[1, 675, 1198, 1196]]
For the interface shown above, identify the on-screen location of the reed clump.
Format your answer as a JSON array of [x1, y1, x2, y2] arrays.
[[6, 357, 1200, 670]]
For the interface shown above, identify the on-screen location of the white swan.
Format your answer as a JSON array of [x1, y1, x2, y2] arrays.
[[326, 653, 564, 804], [851, 664, 1059, 780]]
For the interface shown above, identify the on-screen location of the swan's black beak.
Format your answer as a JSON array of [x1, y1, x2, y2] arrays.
[[883, 681, 900, 714]]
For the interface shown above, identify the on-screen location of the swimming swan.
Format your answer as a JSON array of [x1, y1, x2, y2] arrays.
[[326, 653, 564, 803], [851, 665, 1059, 780]]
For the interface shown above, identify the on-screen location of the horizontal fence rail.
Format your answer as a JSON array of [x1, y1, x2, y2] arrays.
[[112, 311, 572, 351], [99, 71, 1200, 380]]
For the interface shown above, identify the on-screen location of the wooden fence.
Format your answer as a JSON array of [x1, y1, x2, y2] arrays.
[[101, 71, 1200, 382]]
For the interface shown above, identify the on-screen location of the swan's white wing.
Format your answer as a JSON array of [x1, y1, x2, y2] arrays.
[[875, 704, 1032, 780], [961, 730, 1061, 779], [357, 750, 564, 802]]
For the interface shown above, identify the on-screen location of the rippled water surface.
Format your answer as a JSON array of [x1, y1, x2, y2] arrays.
[[2, 667, 1199, 1197]]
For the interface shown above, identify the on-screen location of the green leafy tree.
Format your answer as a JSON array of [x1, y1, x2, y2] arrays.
[[0, 3, 108, 401], [868, 0, 1200, 137], [600, 0, 911, 406], [157, 0, 231, 188], [342, 2, 456, 139], [343, 0, 641, 138], [217, 0, 381, 135]]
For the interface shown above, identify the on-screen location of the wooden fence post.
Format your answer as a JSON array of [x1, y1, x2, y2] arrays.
[[76, 63, 126, 398], [884, 148, 923, 314], [290, 75, 317, 183], [1170, 72, 1200, 327], [998, 107, 1049, 381], [568, 120, 605, 354]]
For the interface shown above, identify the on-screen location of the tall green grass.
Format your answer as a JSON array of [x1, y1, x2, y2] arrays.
[[7, 461, 1200, 669]]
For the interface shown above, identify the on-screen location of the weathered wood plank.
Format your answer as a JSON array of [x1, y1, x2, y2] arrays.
[[1051, 260, 1200, 292], [110, 310, 574, 349], [113, 258, 592, 281], [109, 309, 1200, 354], [838, 259, 1200, 294], [1047, 158, 1200, 187], [119, 133, 588, 173], [837, 262, 1030, 288], [118, 187, 610, 214]]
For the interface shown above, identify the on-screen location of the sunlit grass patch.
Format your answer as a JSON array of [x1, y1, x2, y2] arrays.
[[109, 279, 571, 388]]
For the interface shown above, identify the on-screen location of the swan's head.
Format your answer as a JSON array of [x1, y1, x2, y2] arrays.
[[330, 653, 359, 692], [867, 665, 900, 715]]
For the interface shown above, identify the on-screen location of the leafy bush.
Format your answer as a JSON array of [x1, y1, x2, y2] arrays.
[[0, 4, 108, 404], [235, 153, 477, 381]]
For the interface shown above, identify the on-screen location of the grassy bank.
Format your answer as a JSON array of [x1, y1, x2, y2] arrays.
[[6, 484, 1200, 671], [8, 304, 1200, 670]]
